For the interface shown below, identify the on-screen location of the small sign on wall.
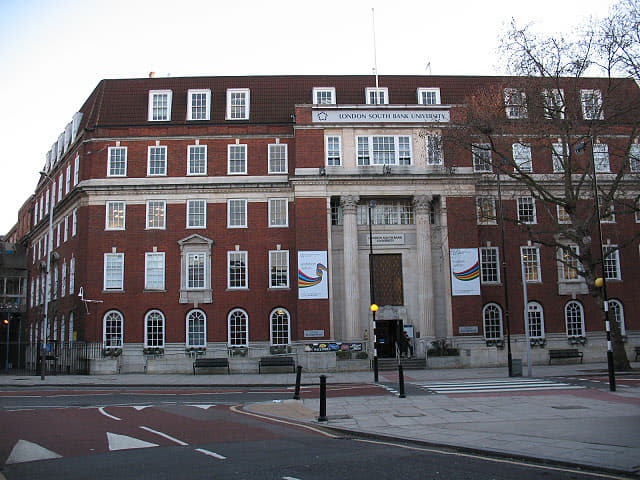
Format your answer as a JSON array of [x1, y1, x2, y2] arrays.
[[459, 326, 479, 334], [304, 330, 325, 338]]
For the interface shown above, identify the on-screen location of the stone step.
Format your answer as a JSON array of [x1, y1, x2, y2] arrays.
[[376, 358, 426, 370]]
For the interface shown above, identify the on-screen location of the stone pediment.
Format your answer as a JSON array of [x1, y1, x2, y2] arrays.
[[178, 234, 213, 248]]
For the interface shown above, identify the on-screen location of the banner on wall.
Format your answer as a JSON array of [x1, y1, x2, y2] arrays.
[[298, 251, 329, 299], [450, 248, 481, 296]]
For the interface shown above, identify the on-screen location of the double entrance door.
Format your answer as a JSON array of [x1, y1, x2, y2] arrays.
[[375, 319, 403, 358]]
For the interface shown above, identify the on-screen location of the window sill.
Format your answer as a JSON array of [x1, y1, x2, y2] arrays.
[[268, 287, 290, 291], [144, 289, 167, 293]]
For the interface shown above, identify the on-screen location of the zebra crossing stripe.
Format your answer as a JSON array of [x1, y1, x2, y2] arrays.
[[420, 379, 584, 394]]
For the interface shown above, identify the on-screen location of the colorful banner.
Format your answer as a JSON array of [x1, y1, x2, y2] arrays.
[[298, 251, 329, 299], [450, 248, 481, 296]]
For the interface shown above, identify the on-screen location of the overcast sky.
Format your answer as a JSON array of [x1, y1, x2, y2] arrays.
[[0, 0, 615, 235]]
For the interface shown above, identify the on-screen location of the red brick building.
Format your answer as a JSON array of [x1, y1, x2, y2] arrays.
[[16, 75, 640, 373]]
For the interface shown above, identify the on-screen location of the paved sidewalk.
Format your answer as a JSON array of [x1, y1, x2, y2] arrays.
[[2, 362, 639, 475]]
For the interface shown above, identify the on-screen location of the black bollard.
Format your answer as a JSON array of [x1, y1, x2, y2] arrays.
[[318, 375, 327, 422], [398, 364, 406, 398], [373, 355, 379, 383], [293, 365, 303, 400]]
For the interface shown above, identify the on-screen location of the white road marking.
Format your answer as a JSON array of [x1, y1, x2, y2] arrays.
[[139, 426, 188, 446], [98, 407, 121, 420], [282, 477, 303, 480], [107, 432, 158, 451], [188, 404, 216, 409], [133, 406, 151, 411], [5, 440, 62, 464], [195, 448, 226, 460]]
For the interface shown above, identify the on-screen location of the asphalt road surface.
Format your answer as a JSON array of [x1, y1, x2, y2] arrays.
[[0, 386, 627, 480]]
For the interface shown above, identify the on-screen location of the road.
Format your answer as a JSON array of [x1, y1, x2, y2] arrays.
[[0, 384, 630, 479]]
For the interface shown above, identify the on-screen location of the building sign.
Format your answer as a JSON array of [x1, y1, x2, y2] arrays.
[[304, 343, 363, 352], [459, 326, 479, 334], [298, 251, 329, 299], [367, 233, 405, 245], [304, 330, 325, 338], [312, 109, 450, 124], [450, 248, 480, 296]]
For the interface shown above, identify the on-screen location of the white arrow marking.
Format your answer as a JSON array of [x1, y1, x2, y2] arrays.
[[133, 406, 151, 411], [195, 448, 226, 459], [282, 477, 303, 480], [188, 404, 216, 410], [107, 432, 158, 451], [5, 440, 62, 464], [98, 407, 121, 421]]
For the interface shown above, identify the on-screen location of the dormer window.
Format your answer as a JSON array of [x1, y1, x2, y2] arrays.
[[417, 88, 441, 105], [226, 89, 250, 120], [365, 87, 388, 105], [187, 89, 211, 121], [313, 87, 336, 105], [148, 90, 172, 121]]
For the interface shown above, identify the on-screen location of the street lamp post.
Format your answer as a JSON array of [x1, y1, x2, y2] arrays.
[[39, 171, 55, 381], [497, 159, 514, 377], [3, 317, 9, 373], [575, 139, 616, 391], [368, 200, 379, 382]]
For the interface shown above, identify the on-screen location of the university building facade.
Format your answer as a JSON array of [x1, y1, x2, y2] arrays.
[[14, 75, 640, 373]]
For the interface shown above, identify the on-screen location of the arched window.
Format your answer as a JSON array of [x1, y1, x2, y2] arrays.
[[186, 309, 206, 347], [228, 308, 248, 347], [270, 308, 290, 346], [527, 302, 545, 339], [565, 301, 585, 337], [483, 303, 503, 340], [145, 310, 165, 348], [608, 299, 626, 336], [103, 310, 123, 347], [68, 312, 74, 342], [60, 315, 65, 345]]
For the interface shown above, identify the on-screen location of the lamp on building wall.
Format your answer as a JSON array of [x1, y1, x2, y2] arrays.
[[38, 171, 55, 381], [368, 200, 379, 382], [497, 159, 514, 377], [574, 138, 616, 391]]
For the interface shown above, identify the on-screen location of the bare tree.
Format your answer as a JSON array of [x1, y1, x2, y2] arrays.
[[447, 1, 640, 370]]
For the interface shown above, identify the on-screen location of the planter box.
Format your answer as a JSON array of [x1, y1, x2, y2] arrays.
[[336, 359, 370, 371], [427, 356, 463, 369], [89, 358, 119, 375]]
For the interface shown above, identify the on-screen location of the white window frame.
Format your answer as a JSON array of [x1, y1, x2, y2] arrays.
[[186, 309, 207, 348], [356, 135, 413, 165], [186, 252, 206, 290], [147, 146, 167, 176], [417, 88, 441, 105], [145, 252, 165, 290], [228, 144, 247, 175], [187, 199, 207, 229], [425, 134, 443, 165], [552, 142, 567, 173], [581, 89, 603, 120], [593, 143, 610, 173], [517, 196, 537, 224], [65, 165, 71, 194], [504, 88, 528, 119], [144, 310, 165, 348], [513, 143, 532, 172], [559, 244, 581, 281], [483, 303, 504, 340], [472, 143, 492, 172], [527, 302, 546, 339], [270, 308, 291, 346], [187, 144, 207, 176], [226, 88, 250, 120], [146, 200, 166, 229], [187, 89, 211, 121], [268, 143, 288, 174], [565, 301, 585, 337], [326, 136, 342, 166], [228, 251, 248, 289], [521, 246, 542, 283], [268, 198, 288, 227], [269, 250, 290, 289], [73, 155, 79, 185], [105, 201, 126, 230], [543, 89, 565, 119], [228, 308, 248, 347], [313, 87, 336, 105], [148, 90, 173, 121], [629, 143, 640, 172], [107, 147, 128, 177], [480, 246, 500, 284], [69, 257, 75, 294], [227, 199, 247, 228], [608, 299, 626, 336], [104, 253, 124, 291], [603, 245, 621, 280], [103, 310, 123, 348], [365, 87, 388, 105]]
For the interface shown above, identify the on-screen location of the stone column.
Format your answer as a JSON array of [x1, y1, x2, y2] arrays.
[[341, 195, 360, 340], [414, 195, 435, 338]]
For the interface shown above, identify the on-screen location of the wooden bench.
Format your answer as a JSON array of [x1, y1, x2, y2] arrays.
[[258, 356, 295, 373], [548, 349, 583, 364], [634, 346, 640, 362], [193, 358, 230, 375]]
